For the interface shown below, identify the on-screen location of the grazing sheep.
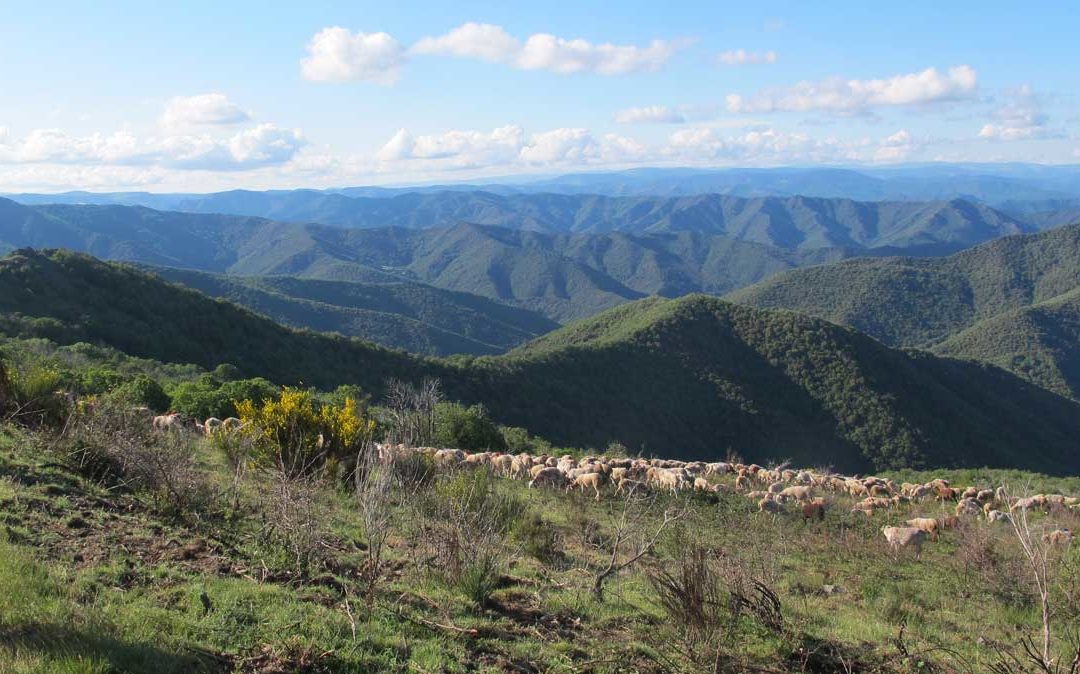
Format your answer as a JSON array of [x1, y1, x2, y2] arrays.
[[779, 485, 813, 502], [203, 417, 224, 436], [528, 467, 568, 489], [758, 496, 783, 514], [568, 472, 607, 501], [985, 509, 1011, 524], [955, 498, 981, 517], [614, 477, 649, 497], [222, 417, 243, 431], [937, 516, 960, 530], [1044, 529, 1073, 546], [802, 498, 827, 522], [905, 517, 939, 540], [152, 413, 182, 431], [881, 526, 928, 560]]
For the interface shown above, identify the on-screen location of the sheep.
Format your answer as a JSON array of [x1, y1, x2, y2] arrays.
[[779, 485, 813, 502], [203, 417, 224, 436], [882, 526, 928, 560], [801, 498, 827, 523], [985, 509, 1011, 524], [152, 413, 182, 431], [758, 496, 783, 514], [490, 454, 514, 477], [528, 467, 568, 489], [693, 477, 712, 492], [955, 498, 981, 517], [222, 417, 243, 431], [614, 477, 649, 497], [905, 517, 940, 540], [1044, 529, 1073, 547], [568, 472, 607, 501], [976, 489, 995, 503]]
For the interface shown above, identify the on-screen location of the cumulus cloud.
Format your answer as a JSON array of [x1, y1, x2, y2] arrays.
[[0, 124, 306, 171], [308, 22, 685, 83], [613, 105, 685, 124], [300, 27, 406, 85], [375, 124, 647, 170], [726, 65, 978, 114], [717, 49, 777, 65], [978, 85, 1058, 141], [160, 93, 250, 128], [873, 129, 917, 161], [663, 126, 870, 165]]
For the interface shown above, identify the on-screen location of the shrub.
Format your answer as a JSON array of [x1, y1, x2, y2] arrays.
[[0, 353, 11, 416], [456, 553, 501, 607], [8, 360, 70, 427], [512, 511, 562, 564], [236, 387, 375, 480], [109, 375, 171, 412], [77, 367, 125, 395], [434, 402, 506, 452], [59, 399, 215, 519]]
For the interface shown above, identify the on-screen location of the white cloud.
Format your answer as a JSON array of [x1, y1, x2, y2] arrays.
[[0, 124, 306, 171], [978, 85, 1058, 141], [664, 126, 868, 164], [160, 93, 250, 128], [300, 27, 406, 85], [303, 23, 686, 85], [516, 34, 682, 75], [613, 105, 685, 124], [717, 49, 777, 65], [410, 22, 519, 63], [726, 65, 978, 114], [873, 129, 916, 162]]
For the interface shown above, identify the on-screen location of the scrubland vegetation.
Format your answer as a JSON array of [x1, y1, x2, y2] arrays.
[[0, 355, 1077, 674]]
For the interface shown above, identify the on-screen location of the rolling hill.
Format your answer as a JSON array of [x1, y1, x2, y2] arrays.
[[144, 266, 558, 356], [7, 190, 1033, 252], [3, 248, 1080, 474], [933, 287, 1080, 400], [0, 198, 853, 322], [730, 222, 1080, 347]]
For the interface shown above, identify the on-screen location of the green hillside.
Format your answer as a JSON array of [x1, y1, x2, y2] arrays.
[[933, 287, 1080, 399], [4, 249, 1080, 472], [145, 266, 558, 356], [729, 222, 1080, 347]]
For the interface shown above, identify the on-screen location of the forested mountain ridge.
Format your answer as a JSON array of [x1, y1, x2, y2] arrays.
[[3, 248, 1080, 473]]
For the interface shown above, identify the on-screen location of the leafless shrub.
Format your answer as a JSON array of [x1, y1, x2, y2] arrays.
[[58, 399, 215, 518], [355, 451, 395, 612], [258, 472, 326, 580], [649, 544, 727, 646], [591, 491, 688, 602], [383, 378, 441, 448]]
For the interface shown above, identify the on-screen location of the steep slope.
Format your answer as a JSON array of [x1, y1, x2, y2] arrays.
[[5, 248, 1080, 473], [730, 223, 1080, 348], [0, 249, 432, 390], [147, 266, 558, 356], [933, 288, 1080, 399]]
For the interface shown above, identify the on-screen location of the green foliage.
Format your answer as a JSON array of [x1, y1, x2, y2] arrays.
[[77, 367, 124, 395], [237, 387, 375, 479], [434, 402, 506, 452], [169, 375, 277, 420], [107, 375, 171, 412], [455, 552, 501, 607]]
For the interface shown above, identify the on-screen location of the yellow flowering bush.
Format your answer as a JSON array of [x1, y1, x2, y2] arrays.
[[236, 387, 375, 478]]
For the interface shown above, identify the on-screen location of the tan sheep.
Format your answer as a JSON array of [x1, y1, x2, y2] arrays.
[[567, 472, 607, 501], [905, 517, 939, 541], [528, 467, 567, 489], [985, 509, 1010, 524], [882, 526, 928, 560], [1044, 529, 1073, 546], [758, 496, 783, 514]]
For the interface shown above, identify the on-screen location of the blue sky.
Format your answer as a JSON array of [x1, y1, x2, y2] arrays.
[[1, 0, 1077, 191]]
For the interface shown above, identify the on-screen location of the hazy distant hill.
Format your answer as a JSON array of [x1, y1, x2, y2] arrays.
[[4, 248, 1080, 473], [5, 189, 1034, 252], [0, 198, 852, 322]]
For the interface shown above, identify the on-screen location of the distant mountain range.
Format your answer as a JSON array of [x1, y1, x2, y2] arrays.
[[4, 248, 1080, 473], [2, 190, 1036, 251], [10, 162, 1080, 208], [730, 223, 1080, 398]]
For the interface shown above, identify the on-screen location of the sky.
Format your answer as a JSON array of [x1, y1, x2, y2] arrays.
[[1, 0, 1078, 192]]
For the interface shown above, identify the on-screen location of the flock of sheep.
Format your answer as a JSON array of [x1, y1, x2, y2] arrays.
[[415, 446, 1078, 559], [156, 413, 1077, 559]]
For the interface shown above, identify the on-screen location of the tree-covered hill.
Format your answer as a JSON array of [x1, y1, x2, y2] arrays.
[[4, 248, 1080, 473], [729, 222, 1080, 348], [933, 287, 1080, 400], [145, 266, 558, 356]]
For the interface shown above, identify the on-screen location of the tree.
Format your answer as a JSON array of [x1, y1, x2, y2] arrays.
[[110, 375, 171, 412], [435, 402, 506, 452], [591, 492, 688, 602]]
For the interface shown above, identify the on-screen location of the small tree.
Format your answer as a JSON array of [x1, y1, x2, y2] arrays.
[[435, 402, 506, 452], [383, 378, 441, 447]]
